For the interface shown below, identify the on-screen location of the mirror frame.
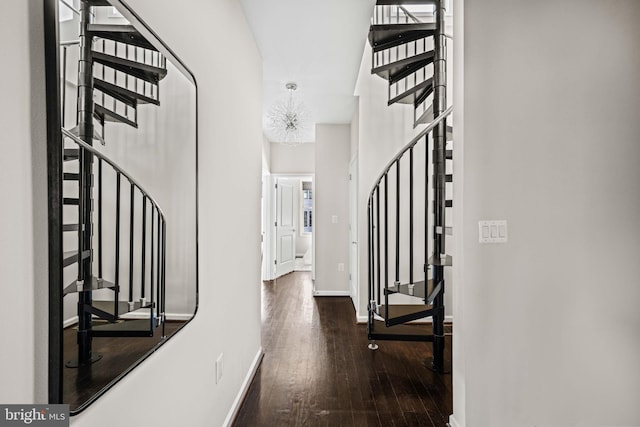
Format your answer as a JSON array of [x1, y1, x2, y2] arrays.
[[43, 0, 199, 414]]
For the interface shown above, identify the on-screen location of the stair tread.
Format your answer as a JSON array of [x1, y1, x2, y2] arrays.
[[376, 0, 436, 4], [372, 51, 435, 82], [91, 319, 154, 337], [66, 126, 106, 145], [369, 319, 432, 338], [384, 279, 434, 299], [64, 148, 79, 161], [63, 276, 116, 296], [87, 24, 157, 51], [369, 23, 436, 51], [95, 104, 138, 128], [63, 249, 90, 268], [429, 254, 453, 266], [388, 78, 433, 106], [94, 78, 160, 106], [88, 0, 112, 5], [415, 104, 434, 127], [378, 303, 433, 319], [63, 197, 79, 205], [63, 172, 79, 181], [92, 51, 167, 84], [92, 300, 152, 316], [63, 224, 79, 232], [435, 226, 453, 236]]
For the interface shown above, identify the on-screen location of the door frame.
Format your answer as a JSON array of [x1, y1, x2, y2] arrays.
[[263, 173, 315, 281], [349, 156, 359, 310]]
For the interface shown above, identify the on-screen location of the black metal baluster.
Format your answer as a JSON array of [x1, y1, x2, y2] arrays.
[[367, 201, 372, 327], [77, 148, 85, 281], [425, 135, 429, 294], [98, 159, 103, 279], [129, 183, 134, 304], [161, 219, 167, 337], [141, 195, 147, 302], [376, 186, 381, 305], [156, 208, 161, 326], [395, 6, 399, 61], [395, 160, 400, 286], [101, 40, 105, 107], [409, 147, 414, 286], [384, 173, 389, 319], [62, 46, 67, 127], [134, 48, 138, 94], [150, 206, 155, 325], [114, 173, 121, 317]]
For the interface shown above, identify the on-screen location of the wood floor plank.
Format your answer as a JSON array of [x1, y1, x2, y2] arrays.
[[232, 272, 452, 427]]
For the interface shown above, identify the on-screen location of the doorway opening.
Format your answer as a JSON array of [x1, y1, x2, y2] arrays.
[[262, 175, 314, 281]]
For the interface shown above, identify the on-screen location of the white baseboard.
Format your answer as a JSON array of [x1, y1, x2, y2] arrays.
[[313, 290, 351, 297], [64, 316, 78, 328], [449, 414, 462, 427], [356, 315, 454, 324], [222, 347, 264, 427]]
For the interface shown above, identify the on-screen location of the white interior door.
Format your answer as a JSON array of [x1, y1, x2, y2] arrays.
[[349, 157, 358, 308], [276, 178, 296, 278]]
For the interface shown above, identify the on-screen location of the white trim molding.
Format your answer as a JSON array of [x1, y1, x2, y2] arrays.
[[313, 290, 351, 297], [63, 316, 79, 329], [449, 414, 463, 427], [223, 347, 264, 427]]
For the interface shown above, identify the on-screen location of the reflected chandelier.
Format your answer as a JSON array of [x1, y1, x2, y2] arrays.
[[267, 82, 310, 145]]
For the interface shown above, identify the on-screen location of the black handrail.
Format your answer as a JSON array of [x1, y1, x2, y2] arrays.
[[368, 106, 452, 200]]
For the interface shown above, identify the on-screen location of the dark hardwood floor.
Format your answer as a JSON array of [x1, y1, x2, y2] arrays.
[[233, 272, 452, 427], [63, 320, 185, 411]]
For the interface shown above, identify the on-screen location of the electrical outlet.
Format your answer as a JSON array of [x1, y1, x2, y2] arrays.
[[216, 353, 224, 384], [338, 263, 344, 272]]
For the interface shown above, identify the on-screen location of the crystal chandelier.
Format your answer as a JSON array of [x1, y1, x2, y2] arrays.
[[267, 82, 310, 145]]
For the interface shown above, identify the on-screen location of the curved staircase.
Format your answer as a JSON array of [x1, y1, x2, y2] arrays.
[[366, 0, 453, 373], [60, 0, 168, 367]]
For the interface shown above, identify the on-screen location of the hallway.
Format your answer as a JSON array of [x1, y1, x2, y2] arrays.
[[233, 272, 452, 427]]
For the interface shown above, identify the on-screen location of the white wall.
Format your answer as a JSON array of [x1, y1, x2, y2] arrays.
[[314, 124, 351, 295], [50, 0, 263, 425], [0, 0, 48, 404], [453, 1, 640, 426], [269, 141, 315, 174]]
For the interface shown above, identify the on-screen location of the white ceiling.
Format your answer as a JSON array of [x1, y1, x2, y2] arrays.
[[240, 0, 376, 142]]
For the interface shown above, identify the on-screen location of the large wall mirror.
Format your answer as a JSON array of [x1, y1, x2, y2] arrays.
[[46, 0, 198, 413]]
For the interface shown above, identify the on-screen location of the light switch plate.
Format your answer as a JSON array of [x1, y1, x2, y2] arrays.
[[479, 220, 508, 243]]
